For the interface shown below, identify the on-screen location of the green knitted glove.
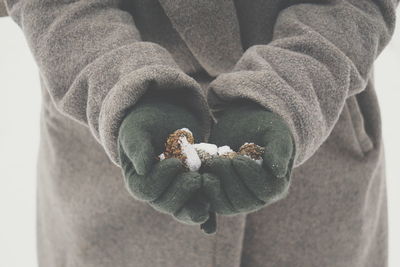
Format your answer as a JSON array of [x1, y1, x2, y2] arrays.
[[203, 104, 295, 215], [118, 100, 210, 225]]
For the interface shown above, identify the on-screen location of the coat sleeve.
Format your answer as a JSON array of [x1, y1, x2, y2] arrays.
[[0, 0, 7, 17], [208, 0, 398, 166], [5, 0, 211, 165]]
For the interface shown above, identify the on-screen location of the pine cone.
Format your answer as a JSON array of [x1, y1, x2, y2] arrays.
[[238, 143, 265, 160], [163, 128, 194, 161]]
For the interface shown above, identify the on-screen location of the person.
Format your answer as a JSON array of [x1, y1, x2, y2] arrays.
[[2, 0, 398, 266]]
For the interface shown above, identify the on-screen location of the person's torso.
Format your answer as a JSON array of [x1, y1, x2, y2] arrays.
[[120, 0, 288, 77], [35, 1, 387, 265]]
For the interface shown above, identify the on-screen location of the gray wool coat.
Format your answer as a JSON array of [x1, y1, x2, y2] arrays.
[[0, 2, 6, 17], [3, 0, 399, 266]]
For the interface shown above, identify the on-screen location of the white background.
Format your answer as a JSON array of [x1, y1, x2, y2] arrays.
[[0, 11, 399, 267]]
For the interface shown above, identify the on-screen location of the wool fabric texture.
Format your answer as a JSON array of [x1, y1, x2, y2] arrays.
[[4, 0, 399, 266], [0, 1, 6, 17]]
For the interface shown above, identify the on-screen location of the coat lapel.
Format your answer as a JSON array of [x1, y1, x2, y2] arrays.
[[158, 0, 244, 76]]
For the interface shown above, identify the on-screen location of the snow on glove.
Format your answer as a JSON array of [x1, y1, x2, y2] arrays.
[[203, 104, 295, 215], [118, 100, 210, 225]]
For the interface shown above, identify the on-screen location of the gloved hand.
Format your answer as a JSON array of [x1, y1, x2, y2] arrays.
[[118, 100, 210, 225], [203, 104, 295, 215]]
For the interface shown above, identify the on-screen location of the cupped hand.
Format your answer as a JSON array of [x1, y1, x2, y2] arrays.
[[118, 100, 210, 225], [203, 104, 295, 215]]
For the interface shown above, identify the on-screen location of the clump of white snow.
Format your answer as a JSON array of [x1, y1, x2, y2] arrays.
[[193, 143, 218, 155], [217, 145, 234, 156], [179, 136, 202, 172]]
